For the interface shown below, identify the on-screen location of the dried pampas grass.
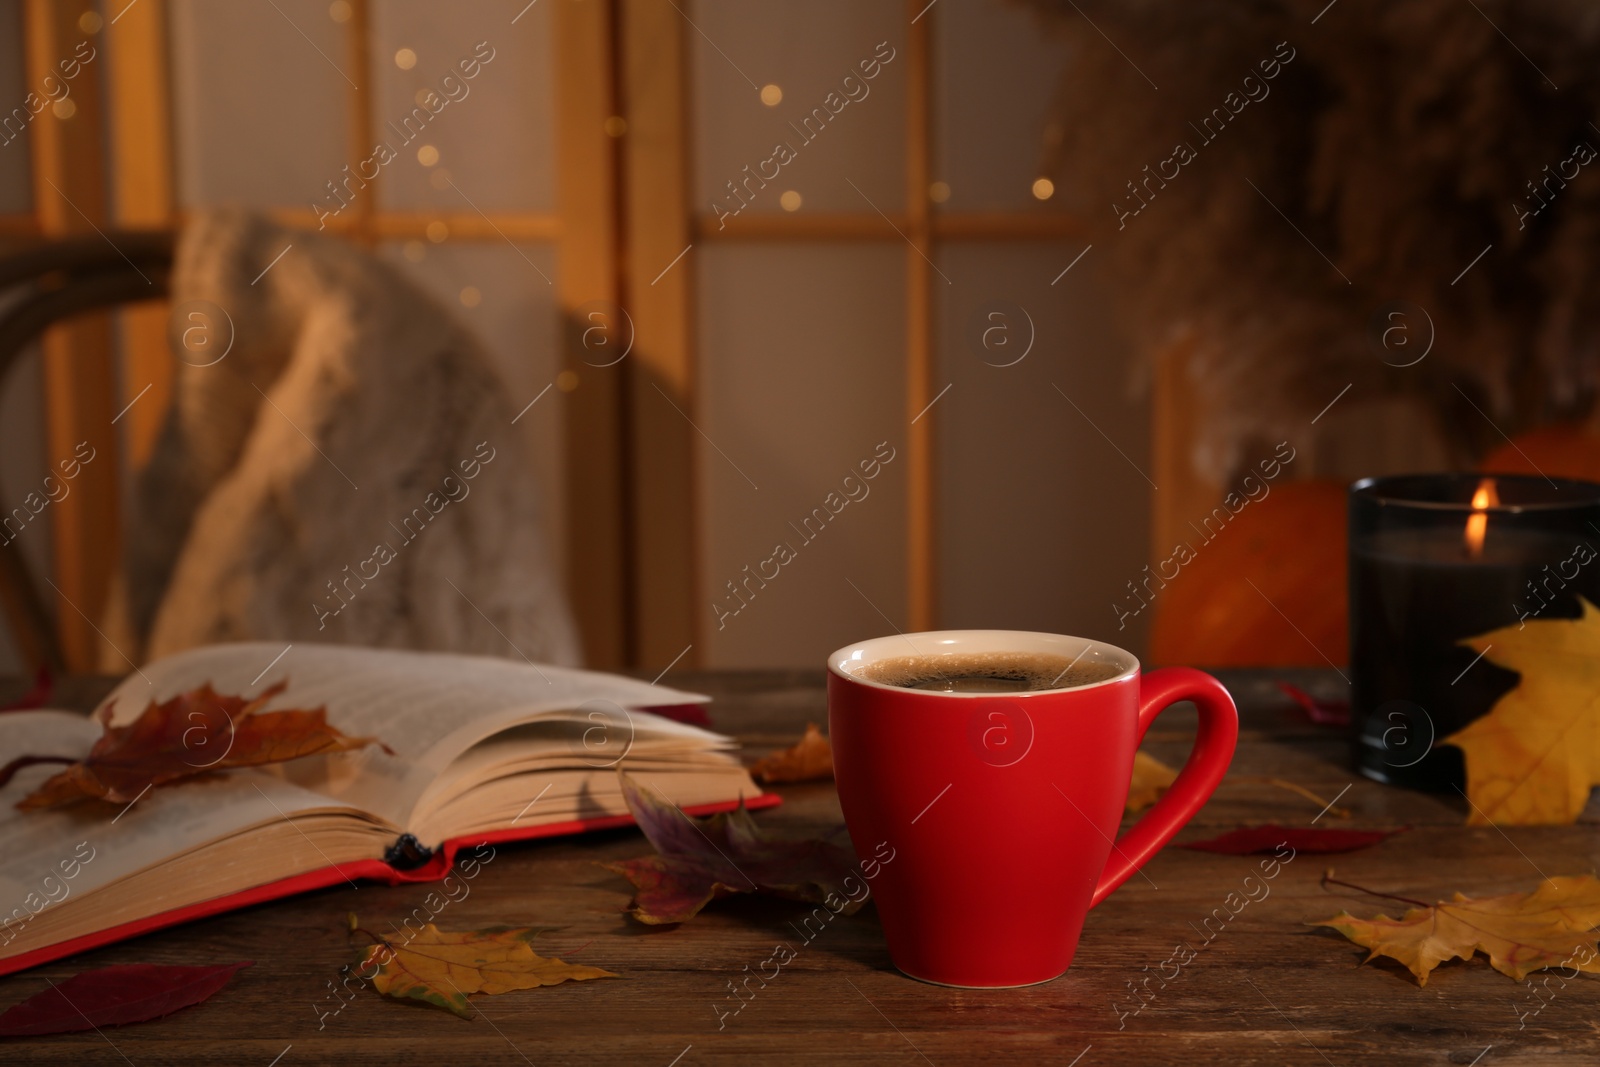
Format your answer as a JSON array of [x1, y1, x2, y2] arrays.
[[1023, 0, 1600, 480]]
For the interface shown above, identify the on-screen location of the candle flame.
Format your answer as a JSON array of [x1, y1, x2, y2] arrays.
[[1464, 478, 1499, 559]]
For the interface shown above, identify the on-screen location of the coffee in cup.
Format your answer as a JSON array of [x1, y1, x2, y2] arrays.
[[858, 651, 1122, 693]]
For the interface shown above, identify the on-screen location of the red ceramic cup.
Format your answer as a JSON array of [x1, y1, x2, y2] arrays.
[[828, 630, 1237, 988]]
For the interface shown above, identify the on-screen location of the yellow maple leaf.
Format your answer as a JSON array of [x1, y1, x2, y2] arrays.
[[1445, 598, 1600, 825], [1127, 750, 1177, 814], [1313, 875, 1600, 985], [358, 922, 617, 1017]]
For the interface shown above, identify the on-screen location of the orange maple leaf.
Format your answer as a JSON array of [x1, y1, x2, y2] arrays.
[[5, 679, 389, 810], [748, 722, 834, 783]]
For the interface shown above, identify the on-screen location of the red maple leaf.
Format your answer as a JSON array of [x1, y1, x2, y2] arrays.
[[0, 679, 389, 810], [1277, 681, 1350, 727], [1180, 824, 1406, 855], [0, 962, 251, 1035]]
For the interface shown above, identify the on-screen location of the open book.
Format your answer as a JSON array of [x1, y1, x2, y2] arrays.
[[0, 643, 768, 976]]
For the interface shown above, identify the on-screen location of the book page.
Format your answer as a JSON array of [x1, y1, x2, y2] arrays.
[[411, 718, 740, 824], [89, 642, 719, 826], [412, 764, 762, 844], [0, 712, 387, 955]]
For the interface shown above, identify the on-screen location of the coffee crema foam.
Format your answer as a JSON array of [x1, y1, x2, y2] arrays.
[[856, 651, 1124, 693]]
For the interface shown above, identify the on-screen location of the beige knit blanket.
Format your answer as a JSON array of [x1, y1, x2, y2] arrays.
[[104, 210, 580, 668]]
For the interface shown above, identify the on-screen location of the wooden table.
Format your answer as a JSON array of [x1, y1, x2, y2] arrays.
[[1, 669, 1592, 1066]]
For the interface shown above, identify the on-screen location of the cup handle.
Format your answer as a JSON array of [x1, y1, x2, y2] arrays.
[[1090, 667, 1238, 908]]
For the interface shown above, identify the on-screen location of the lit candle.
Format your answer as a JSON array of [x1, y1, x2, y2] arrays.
[[1463, 478, 1497, 560], [1349, 474, 1600, 792]]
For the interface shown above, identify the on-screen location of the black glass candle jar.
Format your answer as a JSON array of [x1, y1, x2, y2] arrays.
[[1349, 473, 1600, 791]]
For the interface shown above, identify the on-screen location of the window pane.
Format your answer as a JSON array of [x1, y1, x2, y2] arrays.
[[170, 0, 348, 208], [371, 0, 554, 213], [697, 243, 907, 667], [691, 0, 906, 218], [935, 242, 1150, 652], [934, 0, 1071, 213]]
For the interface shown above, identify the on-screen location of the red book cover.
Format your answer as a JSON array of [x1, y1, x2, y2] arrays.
[[0, 792, 781, 978], [0, 646, 776, 977]]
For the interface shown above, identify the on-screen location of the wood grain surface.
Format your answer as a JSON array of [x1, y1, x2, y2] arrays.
[[0, 669, 1590, 1066]]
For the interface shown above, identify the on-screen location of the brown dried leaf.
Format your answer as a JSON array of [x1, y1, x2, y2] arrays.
[[601, 772, 864, 924], [749, 723, 833, 784]]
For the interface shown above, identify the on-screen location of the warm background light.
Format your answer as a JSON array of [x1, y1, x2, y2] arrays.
[[779, 190, 802, 212], [1031, 177, 1054, 200], [394, 47, 417, 70], [760, 84, 783, 106]]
